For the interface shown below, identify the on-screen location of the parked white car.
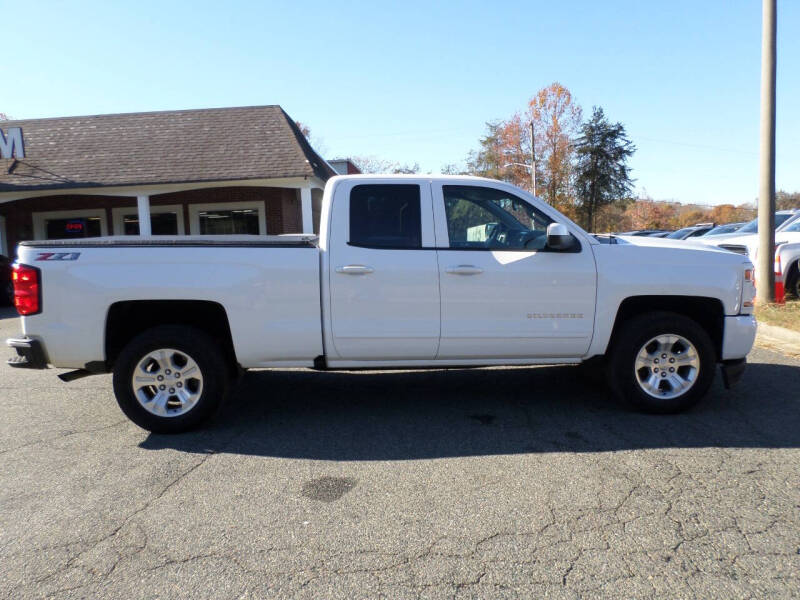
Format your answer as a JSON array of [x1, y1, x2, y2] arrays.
[[7, 176, 756, 432], [763, 218, 800, 298], [699, 209, 800, 256], [699, 210, 800, 298]]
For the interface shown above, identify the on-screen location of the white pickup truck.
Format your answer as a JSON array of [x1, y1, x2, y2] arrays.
[[7, 176, 757, 432]]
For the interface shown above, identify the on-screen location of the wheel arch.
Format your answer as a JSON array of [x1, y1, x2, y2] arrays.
[[105, 300, 238, 373], [607, 296, 725, 361]]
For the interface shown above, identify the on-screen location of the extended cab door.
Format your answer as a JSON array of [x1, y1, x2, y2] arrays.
[[326, 180, 440, 361], [432, 182, 596, 359]]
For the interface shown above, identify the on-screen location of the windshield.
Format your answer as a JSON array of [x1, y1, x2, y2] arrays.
[[705, 224, 739, 236], [738, 213, 795, 234], [781, 219, 800, 233], [667, 227, 694, 239], [777, 214, 800, 232], [738, 218, 758, 233]]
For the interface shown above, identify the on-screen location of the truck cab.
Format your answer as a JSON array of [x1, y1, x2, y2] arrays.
[[320, 177, 596, 366]]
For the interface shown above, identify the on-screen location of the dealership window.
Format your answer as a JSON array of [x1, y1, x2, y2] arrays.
[[199, 208, 259, 234], [112, 205, 184, 235], [32, 209, 109, 240], [188, 201, 266, 235]]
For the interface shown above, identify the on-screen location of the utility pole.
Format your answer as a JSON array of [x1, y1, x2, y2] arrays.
[[757, 0, 777, 303], [530, 120, 537, 197]]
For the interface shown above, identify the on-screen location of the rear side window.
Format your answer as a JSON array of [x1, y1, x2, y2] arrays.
[[349, 184, 422, 248]]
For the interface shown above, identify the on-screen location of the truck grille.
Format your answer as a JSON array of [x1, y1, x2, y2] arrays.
[[719, 244, 748, 255]]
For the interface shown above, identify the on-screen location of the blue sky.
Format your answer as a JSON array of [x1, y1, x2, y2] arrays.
[[2, 0, 798, 205]]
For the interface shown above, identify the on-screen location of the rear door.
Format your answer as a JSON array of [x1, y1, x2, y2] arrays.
[[327, 180, 440, 361], [432, 182, 596, 359]]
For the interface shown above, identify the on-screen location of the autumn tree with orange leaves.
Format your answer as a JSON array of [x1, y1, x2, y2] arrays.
[[467, 83, 582, 218]]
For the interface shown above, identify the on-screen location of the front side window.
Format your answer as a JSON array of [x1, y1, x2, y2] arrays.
[[443, 185, 553, 250], [350, 184, 421, 248]]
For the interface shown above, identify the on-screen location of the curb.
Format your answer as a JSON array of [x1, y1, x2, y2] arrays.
[[757, 322, 800, 343], [755, 322, 800, 357]]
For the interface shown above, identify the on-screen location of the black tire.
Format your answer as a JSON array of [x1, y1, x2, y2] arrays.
[[3, 281, 13, 306], [786, 262, 800, 299], [607, 311, 716, 414], [112, 325, 230, 433]]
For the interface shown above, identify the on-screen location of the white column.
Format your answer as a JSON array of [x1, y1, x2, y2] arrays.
[[137, 195, 152, 236], [300, 187, 313, 234]]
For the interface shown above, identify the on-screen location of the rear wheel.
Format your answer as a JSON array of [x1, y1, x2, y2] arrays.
[[607, 312, 716, 413], [112, 325, 229, 433]]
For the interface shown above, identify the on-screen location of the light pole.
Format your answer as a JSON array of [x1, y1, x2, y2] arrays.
[[757, 0, 777, 304], [530, 120, 536, 198], [503, 163, 534, 193], [503, 162, 537, 198]]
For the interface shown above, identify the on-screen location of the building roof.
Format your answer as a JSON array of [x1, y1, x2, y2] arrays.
[[328, 158, 363, 175], [0, 105, 335, 193]]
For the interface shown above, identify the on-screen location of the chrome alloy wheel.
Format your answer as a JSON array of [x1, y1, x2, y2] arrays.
[[634, 334, 700, 400], [131, 348, 203, 417]]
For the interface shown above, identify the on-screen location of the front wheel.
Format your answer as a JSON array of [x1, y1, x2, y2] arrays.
[[607, 312, 716, 413], [112, 325, 230, 433]]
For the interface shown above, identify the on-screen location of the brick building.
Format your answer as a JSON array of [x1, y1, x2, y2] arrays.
[[0, 106, 336, 256]]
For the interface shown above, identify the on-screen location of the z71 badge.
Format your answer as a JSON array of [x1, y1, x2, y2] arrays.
[[35, 252, 81, 261]]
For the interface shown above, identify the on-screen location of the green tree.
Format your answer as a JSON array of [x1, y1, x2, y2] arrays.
[[573, 107, 636, 231], [465, 121, 508, 181]]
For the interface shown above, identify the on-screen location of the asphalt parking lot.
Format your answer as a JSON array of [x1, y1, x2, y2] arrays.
[[1, 307, 799, 599]]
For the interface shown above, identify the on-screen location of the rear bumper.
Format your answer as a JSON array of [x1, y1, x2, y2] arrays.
[[720, 358, 746, 389], [6, 337, 48, 369]]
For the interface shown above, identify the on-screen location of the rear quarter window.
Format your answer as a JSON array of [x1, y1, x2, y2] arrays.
[[349, 184, 422, 249]]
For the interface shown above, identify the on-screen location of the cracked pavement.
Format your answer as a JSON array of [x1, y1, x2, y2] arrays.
[[1, 309, 798, 599]]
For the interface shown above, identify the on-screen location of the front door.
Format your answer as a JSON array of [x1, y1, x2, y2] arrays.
[[327, 181, 440, 361], [432, 182, 596, 359]]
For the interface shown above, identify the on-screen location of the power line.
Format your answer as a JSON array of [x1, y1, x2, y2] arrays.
[[635, 136, 758, 156]]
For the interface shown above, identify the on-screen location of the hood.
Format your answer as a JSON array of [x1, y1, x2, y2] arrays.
[[776, 231, 800, 246], [696, 231, 753, 244], [699, 230, 800, 259], [695, 232, 759, 259], [615, 234, 740, 255]]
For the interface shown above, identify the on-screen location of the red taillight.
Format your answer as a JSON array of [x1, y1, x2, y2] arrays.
[[12, 264, 41, 315]]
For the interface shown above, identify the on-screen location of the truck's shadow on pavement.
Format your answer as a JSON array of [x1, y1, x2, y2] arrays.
[[140, 360, 800, 459]]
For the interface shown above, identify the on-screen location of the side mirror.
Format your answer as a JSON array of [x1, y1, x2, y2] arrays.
[[546, 223, 575, 251]]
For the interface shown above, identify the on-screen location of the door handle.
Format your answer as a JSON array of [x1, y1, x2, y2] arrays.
[[336, 264, 375, 275], [445, 265, 483, 275]]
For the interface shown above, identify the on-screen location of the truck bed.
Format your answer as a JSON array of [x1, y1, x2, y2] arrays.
[[16, 235, 324, 369], [20, 234, 319, 248]]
